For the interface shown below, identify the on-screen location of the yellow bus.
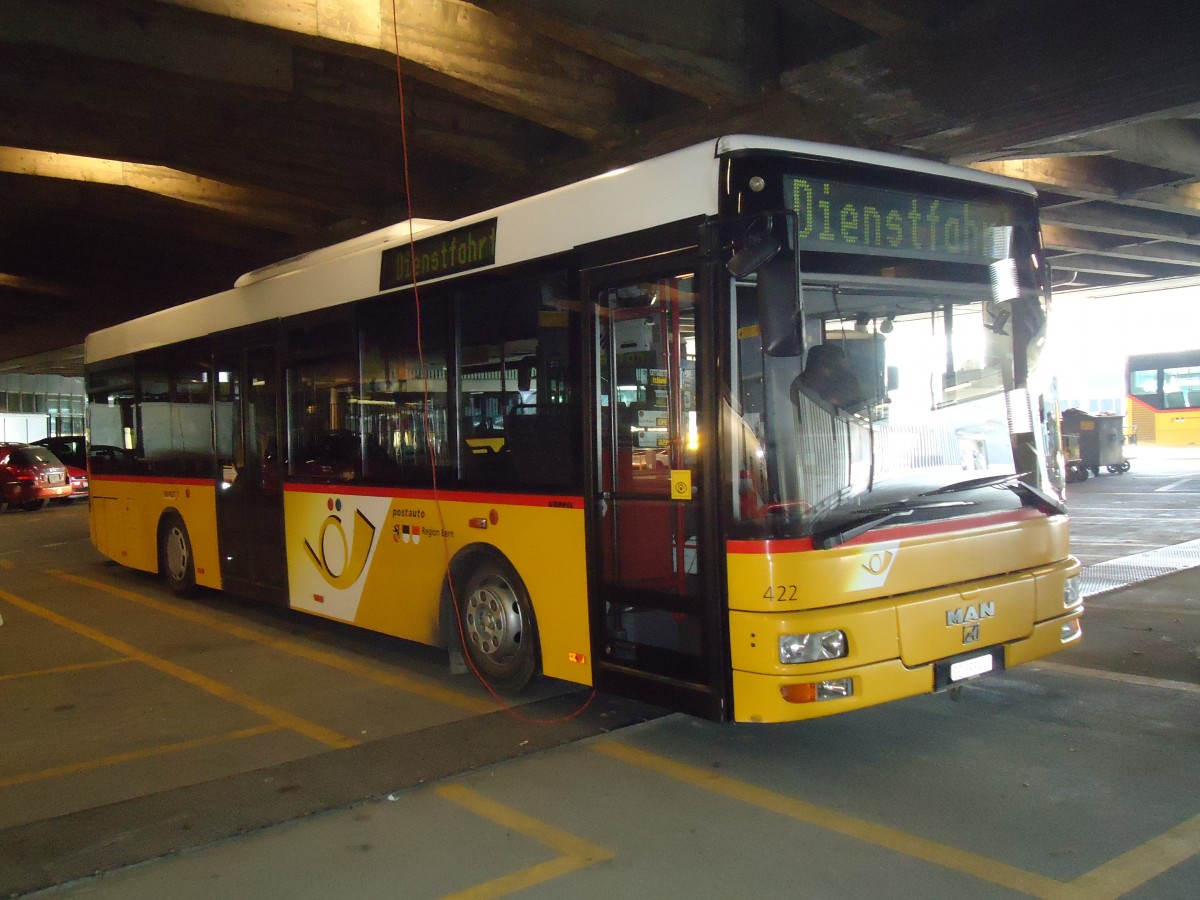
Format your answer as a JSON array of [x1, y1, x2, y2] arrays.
[[1126, 349, 1200, 446], [85, 136, 1081, 722]]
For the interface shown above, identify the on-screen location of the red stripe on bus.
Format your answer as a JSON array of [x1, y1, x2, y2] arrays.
[[88, 474, 211, 487], [86, 474, 584, 510], [283, 482, 584, 510], [726, 507, 1048, 555]]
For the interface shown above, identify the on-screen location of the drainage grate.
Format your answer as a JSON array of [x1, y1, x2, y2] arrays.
[[1079, 538, 1200, 598]]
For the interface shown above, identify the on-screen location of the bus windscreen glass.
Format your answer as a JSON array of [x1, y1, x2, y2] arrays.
[[730, 180, 1054, 540]]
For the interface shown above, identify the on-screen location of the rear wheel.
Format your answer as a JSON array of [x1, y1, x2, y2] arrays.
[[159, 513, 196, 596], [455, 555, 539, 693], [21, 499, 48, 511]]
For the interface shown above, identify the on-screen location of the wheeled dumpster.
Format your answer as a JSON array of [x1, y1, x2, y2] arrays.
[[1060, 409, 1130, 482]]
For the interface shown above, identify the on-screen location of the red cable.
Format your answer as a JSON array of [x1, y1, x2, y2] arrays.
[[389, 4, 595, 724]]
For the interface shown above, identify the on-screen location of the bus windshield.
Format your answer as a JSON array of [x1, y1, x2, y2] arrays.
[[728, 194, 1052, 540]]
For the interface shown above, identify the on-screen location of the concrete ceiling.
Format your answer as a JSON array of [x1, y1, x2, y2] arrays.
[[2, 0, 1200, 374]]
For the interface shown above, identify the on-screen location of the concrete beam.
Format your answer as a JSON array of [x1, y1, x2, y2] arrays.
[[477, 0, 756, 103], [0, 147, 332, 234], [148, 0, 632, 140]]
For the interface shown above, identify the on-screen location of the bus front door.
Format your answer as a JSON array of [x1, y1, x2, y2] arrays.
[[588, 264, 724, 719], [214, 343, 288, 601]]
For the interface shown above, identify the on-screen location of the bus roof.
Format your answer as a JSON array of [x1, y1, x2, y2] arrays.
[[85, 135, 1036, 366]]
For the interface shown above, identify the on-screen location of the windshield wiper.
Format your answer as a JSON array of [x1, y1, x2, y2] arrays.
[[812, 499, 973, 550], [919, 472, 1066, 515]]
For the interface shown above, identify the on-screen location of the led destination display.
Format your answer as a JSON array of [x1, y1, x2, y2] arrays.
[[785, 176, 1015, 264], [380, 218, 498, 290]]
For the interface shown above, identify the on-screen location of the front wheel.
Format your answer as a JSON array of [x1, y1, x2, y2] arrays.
[[455, 556, 539, 693], [159, 513, 196, 597]]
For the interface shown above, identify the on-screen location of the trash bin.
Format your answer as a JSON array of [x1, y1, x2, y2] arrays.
[[1060, 409, 1129, 482]]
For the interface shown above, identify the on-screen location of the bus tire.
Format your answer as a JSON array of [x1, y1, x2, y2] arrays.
[[159, 512, 196, 597], [455, 553, 539, 694]]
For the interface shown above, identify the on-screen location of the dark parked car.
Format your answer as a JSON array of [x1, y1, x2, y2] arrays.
[[33, 435, 87, 470], [0, 443, 72, 511]]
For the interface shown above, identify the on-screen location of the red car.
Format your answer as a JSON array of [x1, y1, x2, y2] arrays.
[[0, 443, 73, 511], [65, 464, 89, 500]]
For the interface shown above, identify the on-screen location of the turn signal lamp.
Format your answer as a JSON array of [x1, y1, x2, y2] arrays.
[[779, 630, 847, 664], [1060, 618, 1082, 643], [780, 678, 854, 704]]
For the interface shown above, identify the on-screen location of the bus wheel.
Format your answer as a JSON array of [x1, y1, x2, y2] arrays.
[[159, 513, 196, 597], [457, 557, 539, 693]]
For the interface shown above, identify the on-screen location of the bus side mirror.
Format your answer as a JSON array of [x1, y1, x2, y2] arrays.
[[755, 256, 802, 357], [727, 235, 780, 279]]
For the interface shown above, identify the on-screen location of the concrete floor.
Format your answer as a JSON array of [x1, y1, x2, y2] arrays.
[[1, 450, 1197, 899]]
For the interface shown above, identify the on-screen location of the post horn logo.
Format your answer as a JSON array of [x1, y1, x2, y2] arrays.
[[304, 506, 377, 589]]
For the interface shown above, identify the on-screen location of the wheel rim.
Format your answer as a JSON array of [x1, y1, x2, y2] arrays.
[[165, 526, 189, 581], [463, 574, 523, 665]]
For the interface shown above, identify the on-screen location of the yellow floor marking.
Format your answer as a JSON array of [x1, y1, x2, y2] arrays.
[[1069, 813, 1200, 899], [436, 783, 613, 899], [53, 571, 496, 715], [594, 741, 1079, 900], [0, 587, 357, 749], [1032, 660, 1200, 695], [0, 656, 132, 683], [0, 724, 279, 789]]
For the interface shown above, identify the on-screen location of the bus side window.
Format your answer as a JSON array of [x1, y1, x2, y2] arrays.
[[287, 312, 361, 483], [456, 271, 578, 490], [358, 291, 451, 483]]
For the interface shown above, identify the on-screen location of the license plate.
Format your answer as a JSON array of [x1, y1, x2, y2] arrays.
[[950, 653, 993, 681], [48, 472, 63, 484], [934, 647, 1003, 691]]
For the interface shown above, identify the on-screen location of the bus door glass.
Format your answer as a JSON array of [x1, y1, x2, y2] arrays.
[[588, 264, 721, 715], [214, 343, 287, 597]]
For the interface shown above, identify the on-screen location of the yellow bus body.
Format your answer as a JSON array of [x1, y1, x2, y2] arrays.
[[89, 477, 223, 589], [1128, 396, 1200, 447], [88, 476, 593, 686], [726, 510, 1080, 722], [91, 474, 1077, 722]]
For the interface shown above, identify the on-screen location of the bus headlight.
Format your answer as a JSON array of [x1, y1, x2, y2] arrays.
[[779, 630, 847, 664], [1063, 574, 1083, 609]]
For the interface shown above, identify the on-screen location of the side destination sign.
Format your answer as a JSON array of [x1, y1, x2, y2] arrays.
[[380, 218, 498, 290], [784, 176, 1014, 265]]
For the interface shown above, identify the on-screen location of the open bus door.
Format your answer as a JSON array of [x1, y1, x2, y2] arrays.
[[213, 331, 288, 601], [585, 254, 726, 719]]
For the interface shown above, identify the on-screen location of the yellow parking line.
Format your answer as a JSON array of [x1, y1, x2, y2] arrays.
[[1032, 660, 1200, 695], [0, 587, 357, 750], [1069, 813, 1200, 899], [437, 783, 613, 899], [594, 741, 1075, 899], [0, 656, 132, 683], [53, 571, 496, 715], [0, 724, 279, 789]]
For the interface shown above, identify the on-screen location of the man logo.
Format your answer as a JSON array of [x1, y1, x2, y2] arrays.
[[963, 624, 981, 644], [946, 602, 995, 627], [304, 508, 377, 589]]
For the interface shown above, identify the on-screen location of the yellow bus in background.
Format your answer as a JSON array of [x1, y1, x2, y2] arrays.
[[85, 136, 1081, 722], [1126, 349, 1200, 447]]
